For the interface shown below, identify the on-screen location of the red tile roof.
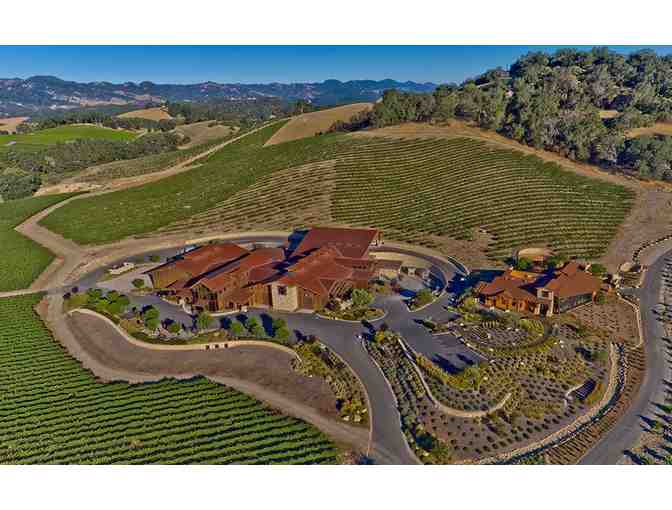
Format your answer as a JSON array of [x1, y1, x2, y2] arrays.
[[292, 227, 378, 259], [165, 243, 249, 277]]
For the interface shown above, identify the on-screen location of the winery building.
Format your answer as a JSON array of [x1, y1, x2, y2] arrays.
[[147, 227, 401, 313]]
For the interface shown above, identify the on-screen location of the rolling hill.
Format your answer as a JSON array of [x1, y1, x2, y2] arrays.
[[40, 119, 634, 267], [0, 75, 436, 116]]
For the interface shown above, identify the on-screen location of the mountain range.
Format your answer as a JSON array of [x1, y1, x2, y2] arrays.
[[0, 75, 437, 116]]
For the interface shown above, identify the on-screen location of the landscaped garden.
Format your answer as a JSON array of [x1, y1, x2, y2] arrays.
[[0, 193, 76, 292], [319, 288, 384, 321], [364, 292, 617, 463], [0, 293, 341, 464]]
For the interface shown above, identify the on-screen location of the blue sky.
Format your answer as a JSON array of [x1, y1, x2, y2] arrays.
[[1, 46, 671, 84]]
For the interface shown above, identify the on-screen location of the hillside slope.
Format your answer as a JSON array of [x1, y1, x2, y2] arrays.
[[265, 103, 372, 146], [40, 122, 634, 267]]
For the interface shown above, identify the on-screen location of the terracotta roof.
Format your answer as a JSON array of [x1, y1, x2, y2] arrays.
[[477, 272, 543, 303], [478, 263, 600, 304], [196, 247, 285, 291], [542, 263, 600, 298], [292, 227, 378, 259], [278, 245, 375, 297], [151, 243, 249, 278]]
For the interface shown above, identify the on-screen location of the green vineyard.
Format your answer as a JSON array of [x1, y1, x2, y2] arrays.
[[0, 294, 339, 464], [0, 194, 75, 292], [40, 125, 634, 261], [158, 135, 634, 261], [331, 137, 634, 259], [40, 122, 365, 245]]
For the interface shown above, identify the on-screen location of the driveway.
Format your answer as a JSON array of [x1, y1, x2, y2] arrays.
[[581, 248, 672, 464], [66, 240, 470, 465]]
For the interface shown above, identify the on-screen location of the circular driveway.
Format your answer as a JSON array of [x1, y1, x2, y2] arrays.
[[66, 236, 470, 465]]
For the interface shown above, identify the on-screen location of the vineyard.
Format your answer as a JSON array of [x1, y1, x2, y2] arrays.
[[39, 122, 368, 244], [331, 137, 634, 260], [0, 193, 75, 292], [40, 126, 633, 263], [0, 294, 340, 464], [159, 135, 633, 264], [0, 125, 136, 154]]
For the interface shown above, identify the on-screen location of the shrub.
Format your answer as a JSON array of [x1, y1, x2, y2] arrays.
[[228, 320, 246, 338], [274, 326, 291, 342], [132, 278, 145, 289], [351, 288, 374, 309], [167, 322, 182, 335], [196, 311, 213, 331]]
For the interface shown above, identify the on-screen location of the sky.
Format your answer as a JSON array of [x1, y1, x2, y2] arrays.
[[1, 46, 672, 85]]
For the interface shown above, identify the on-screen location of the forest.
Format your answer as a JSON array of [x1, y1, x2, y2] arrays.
[[332, 47, 672, 182]]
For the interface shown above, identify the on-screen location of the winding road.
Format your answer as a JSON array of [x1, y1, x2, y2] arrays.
[[5, 133, 669, 464], [580, 248, 672, 464]]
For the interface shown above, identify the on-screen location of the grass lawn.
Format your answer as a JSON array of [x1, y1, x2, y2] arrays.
[[0, 125, 136, 153], [0, 194, 76, 292], [0, 294, 340, 464]]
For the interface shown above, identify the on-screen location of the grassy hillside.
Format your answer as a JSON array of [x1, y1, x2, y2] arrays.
[[0, 125, 136, 153], [40, 124, 634, 261], [0, 294, 339, 464], [0, 194, 76, 292], [117, 107, 172, 121], [265, 103, 372, 146]]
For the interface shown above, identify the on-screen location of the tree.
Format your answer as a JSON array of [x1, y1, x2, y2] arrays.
[[145, 317, 160, 331], [132, 278, 145, 289], [514, 257, 533, 271], [272, 317, 287, 333], [196, 311, 213, 331], [229, 320, 246, 338], [167, 322, 182, 335], [414, 288, 434, 307], [246, 317, 265, 338], [351, 288, 374, 309], [589, 263, 607, 277], [274, 326, 291, 342]]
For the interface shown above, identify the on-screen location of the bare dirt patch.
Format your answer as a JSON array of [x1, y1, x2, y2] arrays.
[[627, 122, 672, 138], [117, 107, 172, 121], [0, 116, 28, 133], [175, 120, 238, 148], [599, 110, 620, 119], [568, 295, 640, 346], [67, 311, 341, 419], [355, 121, 672, 272], [265, 103, 372, 146]]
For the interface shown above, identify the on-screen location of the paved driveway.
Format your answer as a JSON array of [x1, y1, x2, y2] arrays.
[[581, 248, 672, 464], [67, 240, 471, 465]]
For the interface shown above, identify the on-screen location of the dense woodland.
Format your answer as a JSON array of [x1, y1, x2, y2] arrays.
[[16, 109, 177, 134], [332, 48, 672, 182], [166, 97, 289, 125]]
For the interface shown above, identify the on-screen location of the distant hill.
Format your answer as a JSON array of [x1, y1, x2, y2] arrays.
[[0, 75, 436, 117]]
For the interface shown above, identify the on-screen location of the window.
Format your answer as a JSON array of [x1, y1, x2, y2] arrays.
[[278, 285, 287, 296]]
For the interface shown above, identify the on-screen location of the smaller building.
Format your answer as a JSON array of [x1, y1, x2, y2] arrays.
[[475, 261, 601, 316]]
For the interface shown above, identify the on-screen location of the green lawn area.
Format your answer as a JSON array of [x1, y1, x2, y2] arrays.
[[0, 125, 136, 153], [0, 294, 340, 464], [0, 193, 76, 292]]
